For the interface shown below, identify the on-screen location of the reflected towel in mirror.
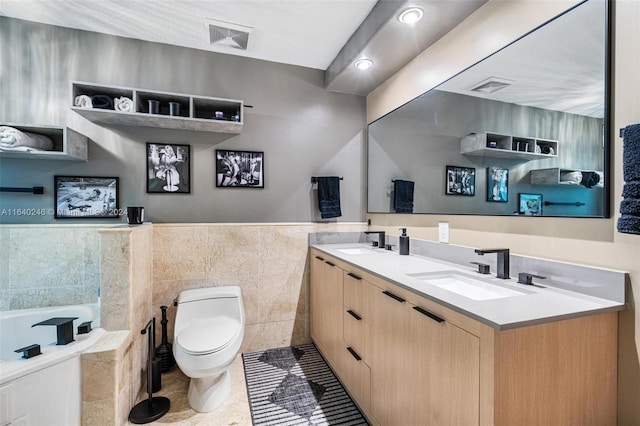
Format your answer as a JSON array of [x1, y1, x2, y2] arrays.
[[393, 180, 414, 213]]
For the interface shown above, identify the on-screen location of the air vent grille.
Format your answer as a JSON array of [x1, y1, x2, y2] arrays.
[[205, 18, 253, 51], [469, 77, 514, 94]]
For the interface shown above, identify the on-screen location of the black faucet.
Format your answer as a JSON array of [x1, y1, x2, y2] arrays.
[[474, 248, 510, 279], [364, 231, 385, 248]]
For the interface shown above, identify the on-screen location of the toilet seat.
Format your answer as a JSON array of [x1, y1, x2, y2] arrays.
[[176, 317, 240, 355]]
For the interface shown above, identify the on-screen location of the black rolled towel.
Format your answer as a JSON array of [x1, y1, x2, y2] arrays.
[[622, 123, 640, 182], [580, 171, 600, 188], [91, 94, 114, 110], [620, 198, 640, 215], [316, 176, 342, 219], [622, 181, 640, 199], [617, 214, 640, 235], [393, 180, 414, 213]]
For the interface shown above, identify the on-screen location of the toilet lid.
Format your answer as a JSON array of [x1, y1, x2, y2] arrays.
[[176, 317, 239, 355]]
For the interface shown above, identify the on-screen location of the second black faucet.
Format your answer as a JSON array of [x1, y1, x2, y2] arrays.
[[474, 248, 510, 279]]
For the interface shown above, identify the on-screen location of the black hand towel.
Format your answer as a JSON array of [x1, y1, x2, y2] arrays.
[[393, 179, 414, 213], [91, 94, 114, 110], [622, 124, 640, 182], [622, 181, 640, 199], [580, 171, 600, 188], [316, 177, 342, 219]]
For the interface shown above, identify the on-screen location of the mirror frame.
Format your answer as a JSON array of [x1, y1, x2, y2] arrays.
[[367, 0, 612, 218]]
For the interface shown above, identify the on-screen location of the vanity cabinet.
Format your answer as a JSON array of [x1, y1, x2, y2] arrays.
[[309, 248, 617, 426], [70, 81, 243, 133], [461, 132, 558, 160]]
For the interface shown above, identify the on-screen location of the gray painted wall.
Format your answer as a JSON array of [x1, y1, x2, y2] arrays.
[[368, 90, 604, 217], [0, 17, 366, 224]]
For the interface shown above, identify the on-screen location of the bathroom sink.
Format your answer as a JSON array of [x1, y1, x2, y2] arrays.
[[407, 271, 526, 301], [337, 247, 372, 255]]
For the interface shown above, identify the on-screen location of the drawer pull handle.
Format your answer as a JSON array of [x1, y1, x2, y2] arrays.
[[347, 272, 362, 280], [347, 310, 362, 321], [325, 261, 335, 267], [315, 256, 325, 261], [413, 306, 445, 323], [382, 290, 405, 303], [347, 347, 362, 361]]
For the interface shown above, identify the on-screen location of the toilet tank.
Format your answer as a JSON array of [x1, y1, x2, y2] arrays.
[[174, 286, 244, 337]]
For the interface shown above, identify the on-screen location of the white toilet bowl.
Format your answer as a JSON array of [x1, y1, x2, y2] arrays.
[[173, 286, 245, 412]]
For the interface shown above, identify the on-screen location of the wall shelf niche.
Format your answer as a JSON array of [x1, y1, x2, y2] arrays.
[[70, 81, 243, 134], [0, 123, 88, 161], [461, 132, 558, 160], [530, 167, 604, 187]]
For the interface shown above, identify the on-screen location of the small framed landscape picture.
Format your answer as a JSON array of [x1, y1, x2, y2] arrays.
[[147, 143, 191, 193], [445, 165, 475, 196], [216, 150, 264, 188], [54, 176, 119, 219], [519, 193, 543, 216], [486, 167, 508, 202]]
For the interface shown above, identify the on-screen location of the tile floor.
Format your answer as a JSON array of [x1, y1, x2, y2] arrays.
[[130, 355, 252, 425]]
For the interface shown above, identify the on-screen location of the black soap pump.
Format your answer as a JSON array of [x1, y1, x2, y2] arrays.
[[399, 228, 410, 255]]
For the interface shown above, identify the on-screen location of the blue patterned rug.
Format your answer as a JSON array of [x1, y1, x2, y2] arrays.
[[242, 343, 369, 425]]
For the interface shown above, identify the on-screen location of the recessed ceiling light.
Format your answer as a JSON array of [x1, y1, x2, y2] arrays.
[[354, 58, 373, 70], [397, 7, 424, 25]]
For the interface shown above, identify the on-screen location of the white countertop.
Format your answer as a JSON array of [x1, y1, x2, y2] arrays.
[[311, 243, 625, 330]]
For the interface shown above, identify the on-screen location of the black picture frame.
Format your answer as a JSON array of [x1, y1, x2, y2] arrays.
[[519, 193, 543, 216], [216, 150, 264, 188], [146, 143, 191, 194], [486, 167, 509, 202], [54, 176, 120, 219], [445, 165, 475, 196]]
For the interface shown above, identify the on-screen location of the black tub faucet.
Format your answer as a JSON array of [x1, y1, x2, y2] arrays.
[[474, 248, 510, 279], [364, 231, 385, 248]]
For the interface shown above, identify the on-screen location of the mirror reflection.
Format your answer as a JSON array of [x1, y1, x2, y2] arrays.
[[368, 0, 609, 217]]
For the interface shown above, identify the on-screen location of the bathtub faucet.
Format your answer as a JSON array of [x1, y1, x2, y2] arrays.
[[32, 317, 78, 345]]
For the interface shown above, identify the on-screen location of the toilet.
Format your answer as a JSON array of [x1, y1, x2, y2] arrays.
[[173, 286, 245, 412]]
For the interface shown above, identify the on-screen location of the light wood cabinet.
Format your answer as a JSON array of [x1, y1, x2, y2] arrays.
[[308, 248, 617, 426]]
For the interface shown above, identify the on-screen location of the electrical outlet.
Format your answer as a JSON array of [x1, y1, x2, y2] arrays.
[[438, 221, 449, 243]]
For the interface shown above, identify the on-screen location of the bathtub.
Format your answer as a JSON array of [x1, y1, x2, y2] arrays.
[[0, 304, 104, 426]]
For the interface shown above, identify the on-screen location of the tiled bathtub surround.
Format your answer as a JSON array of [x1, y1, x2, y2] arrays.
[[0, 225, 104, 311]]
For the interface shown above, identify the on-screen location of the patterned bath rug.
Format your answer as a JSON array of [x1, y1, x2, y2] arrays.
[[242, 343, 369, 425]]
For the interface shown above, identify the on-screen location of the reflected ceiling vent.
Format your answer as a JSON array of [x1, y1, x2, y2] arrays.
[[205, 18, 253, 50], [469, 77, 515, 93]]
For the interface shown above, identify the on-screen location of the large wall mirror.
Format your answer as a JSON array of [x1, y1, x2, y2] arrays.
[[368, 0, 611, 218]]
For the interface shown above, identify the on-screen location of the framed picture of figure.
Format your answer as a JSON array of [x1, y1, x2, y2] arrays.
[[216, 150, 264, 188], [54, 176, 120, 218], [146, 143, 191, 193], [445, 165, 475, 196], [519, 193, 543, 216], [486, 167, 509, 202]]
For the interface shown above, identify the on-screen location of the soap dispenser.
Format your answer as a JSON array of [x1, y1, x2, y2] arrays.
[[399, 228, 410, 255]]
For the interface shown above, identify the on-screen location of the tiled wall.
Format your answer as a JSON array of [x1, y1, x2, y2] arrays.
[[152, 223, 367, 353], [0, 225, 102, 311]]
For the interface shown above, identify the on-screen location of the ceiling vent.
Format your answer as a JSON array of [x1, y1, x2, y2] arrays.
[[204, 18, 253, 50], [469, 77, 514, 94]]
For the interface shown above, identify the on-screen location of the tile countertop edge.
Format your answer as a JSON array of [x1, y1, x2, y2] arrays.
[[310, 243, 626, 331]]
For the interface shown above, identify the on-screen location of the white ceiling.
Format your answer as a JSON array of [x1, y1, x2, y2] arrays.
[[0, 0, 487, 95]]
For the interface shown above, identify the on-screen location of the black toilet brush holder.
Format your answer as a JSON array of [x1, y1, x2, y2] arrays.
[[155, 305, 175, 373], [129, 318, 170, 424]]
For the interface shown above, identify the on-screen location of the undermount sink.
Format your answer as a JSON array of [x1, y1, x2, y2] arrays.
[[337, 247, 372, 255], [407, 271, 526, 301]]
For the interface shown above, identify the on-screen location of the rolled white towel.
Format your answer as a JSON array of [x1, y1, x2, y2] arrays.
[[74, 95, 92, 108], [114, 96, 133, 112], [0, 126, 54, 151]]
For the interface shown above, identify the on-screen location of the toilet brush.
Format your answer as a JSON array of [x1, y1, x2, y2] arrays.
[[155, 305, 175, 373]]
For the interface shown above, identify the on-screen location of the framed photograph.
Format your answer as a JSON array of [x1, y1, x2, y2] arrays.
[[54, 176, 119, 219], [216, 150, 264, 188], [147, 143, 190, 193], [486, 167, 509, 202], [519, 193, 543, 216], [445, 165, 475, 196]]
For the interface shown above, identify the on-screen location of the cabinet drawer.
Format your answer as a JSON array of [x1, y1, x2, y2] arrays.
[[340, 344, 371, 416], [343, 309, 370, 361], [343, 270, 372, 319]]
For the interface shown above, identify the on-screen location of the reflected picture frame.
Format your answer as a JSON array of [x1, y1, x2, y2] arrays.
[[445, 165, 475, 196], [519, 193, 543, 216], [486, 167, 509, 202], [54, 176, 120, 219]]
